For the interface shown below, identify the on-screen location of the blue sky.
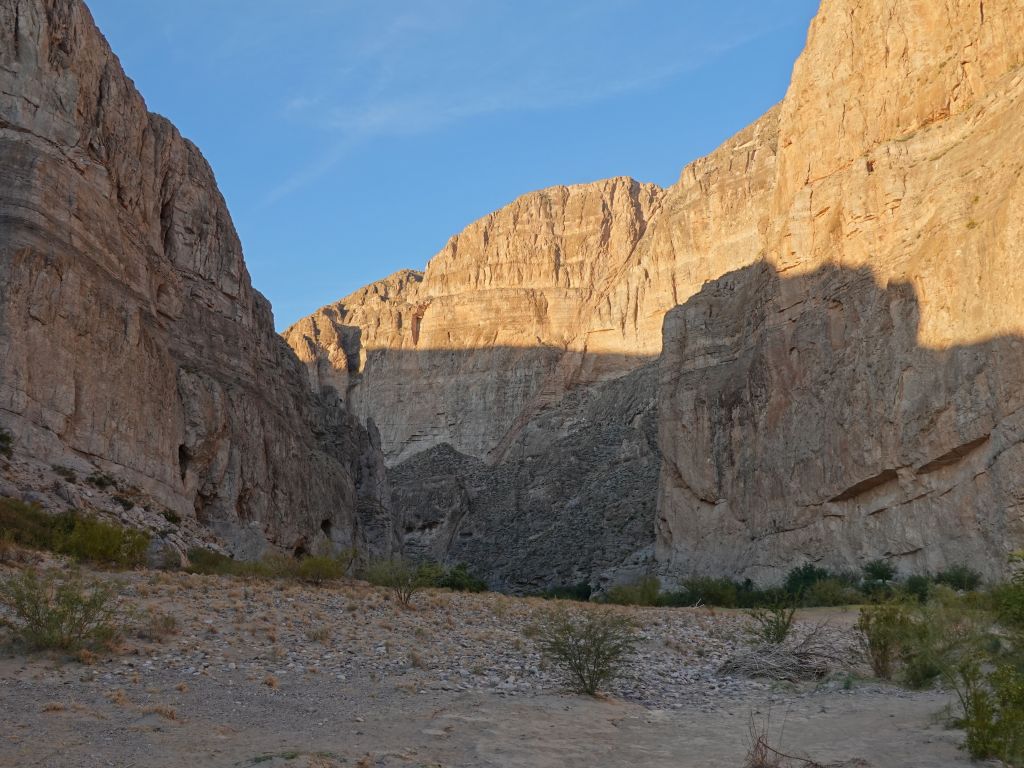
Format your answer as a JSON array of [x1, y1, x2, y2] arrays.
[[86, 1, 819, 329]]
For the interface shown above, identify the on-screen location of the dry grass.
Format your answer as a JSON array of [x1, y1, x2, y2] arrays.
[[263, 674, 279, 689], [143, 704, 178, 721]]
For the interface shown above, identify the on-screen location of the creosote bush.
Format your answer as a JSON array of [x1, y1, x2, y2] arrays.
[[362, 557, 437, 607], [534, 608, 637, 696], [185, 547, 354, 585], [934, 564, 983, 592], [0, 499, 149, 568], [746, 604, 796, 645], [0, 570, 129, 652]]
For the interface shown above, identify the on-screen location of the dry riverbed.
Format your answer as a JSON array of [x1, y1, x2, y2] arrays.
[[0, 567, 972, 767]]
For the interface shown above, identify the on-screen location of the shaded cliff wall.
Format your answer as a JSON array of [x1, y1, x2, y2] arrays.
[[0, 0, 394, 557]]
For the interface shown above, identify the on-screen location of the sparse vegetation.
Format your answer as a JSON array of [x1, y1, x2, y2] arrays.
[[86, 471, 116, 490], [0, 428, 12, 459], [363, 557, 437, 607], [436, 563, 488, 592], [0, 570, 129, 652], [746, 603, 796, 645], [0, 500, 149, 567], [933, 564, 983, 592], [186, 547, 354, 585], [533, 608, 637, 695], [51, 465, 77, 483], [606, 575, 662, 606]]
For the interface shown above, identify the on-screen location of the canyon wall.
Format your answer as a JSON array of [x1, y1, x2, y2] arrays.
[[289, 0, 1024, 587], [0, 0, 394, 558]]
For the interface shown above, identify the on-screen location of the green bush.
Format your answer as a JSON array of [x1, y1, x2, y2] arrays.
[[903, 574, 932, 603], [297, 551, 354, 585], [991, 583, 1024, 630], [934, 564, 983, 592], [0, 428, 12, 459], [0, 501, 148, 568], [538, 582, 592, 601], [60, 515, 149, 567], [606, 576, 661, 606], [955, 662, 1024, 765], [858, 602, 914, 679], [784, 564, 833, 597], [863, 559, 896, 583], [363, 557, 436, 607], [681, 577, 739, 608], [802, 577, 861, 607], [437, 563, 487, 592], [0, 570, 128, 651], [534, 608, 637, 695], [746, 603, 796, 644]]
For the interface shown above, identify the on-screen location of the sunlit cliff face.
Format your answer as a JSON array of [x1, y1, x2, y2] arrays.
[[285, 0, 1024, 467]]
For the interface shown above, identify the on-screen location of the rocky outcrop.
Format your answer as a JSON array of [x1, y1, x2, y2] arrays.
[[0, 0, 394, 558], [284, 178, 664, 465], [393, 363, 660, 592], [656, 263, 1024, 584], [295, 0, 1024, 584]]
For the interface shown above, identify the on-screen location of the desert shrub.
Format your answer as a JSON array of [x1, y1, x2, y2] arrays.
[[538, 582, 592, 601], [606, 575, 661, 606], [903, 574, 932, 603], [858, 601, 914, 679], [991, 583, 1024, 630], [363, 557, 436, 607], [160, 510, 181, 526], [51, 465, 77, 483], [0, 498, 63, 550], [859, 591, 994, 688], [934, 564, 983, 592], [0, 570, 128, 651], [746, 604, 796, 645], [297, 550, 354, 585], [863, 558, 896, 583], [801, 577, 860, 607], [784, 564, 832, 597], [60, 515, 149, 567], [534, 608, 637, 695], [0, 501, 148, 568], [954, 661, 1024, 765], [0, 428, 12, 459], [681, 577, 739, 608], [185, 548, 237, 575], [85, 471, 116, 490], [138, 610, 178, 642], [437, 563, 487, 592]]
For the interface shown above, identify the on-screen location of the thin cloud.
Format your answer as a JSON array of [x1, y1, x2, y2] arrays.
[[261, 7, 793, 207]]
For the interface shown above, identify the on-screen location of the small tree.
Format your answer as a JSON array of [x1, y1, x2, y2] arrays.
[[534, 608, 637, 696], [364, 558, 436, 607], [0, 570, 129, 651], [863, 559, 896, 583]]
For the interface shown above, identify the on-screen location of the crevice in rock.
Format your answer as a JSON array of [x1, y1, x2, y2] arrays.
[[916, 434, 989, 474], [829, 468, 899, 502]]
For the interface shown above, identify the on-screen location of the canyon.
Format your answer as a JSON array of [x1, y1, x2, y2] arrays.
[[287, 0, 1024, 587], [0, 0, 1022, 590], [0, 0, 394, 561]]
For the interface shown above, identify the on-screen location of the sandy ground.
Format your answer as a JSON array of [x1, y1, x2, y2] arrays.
[[0, 568, 973, 768]]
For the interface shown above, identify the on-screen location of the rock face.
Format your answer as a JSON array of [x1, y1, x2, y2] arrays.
[[657, 264, 1024, 583], [0, 0, 394, 558], [393, 364, 660, 592], [298, 0, 1024, 585]]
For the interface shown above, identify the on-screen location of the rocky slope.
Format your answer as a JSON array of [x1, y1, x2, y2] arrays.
[[288, 0, 1024, 587], [0, 0, 394, 558]]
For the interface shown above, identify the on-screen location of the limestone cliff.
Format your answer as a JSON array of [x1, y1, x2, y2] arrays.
[[296, 0, 1024, 585], [0, 0, 394, 558]]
